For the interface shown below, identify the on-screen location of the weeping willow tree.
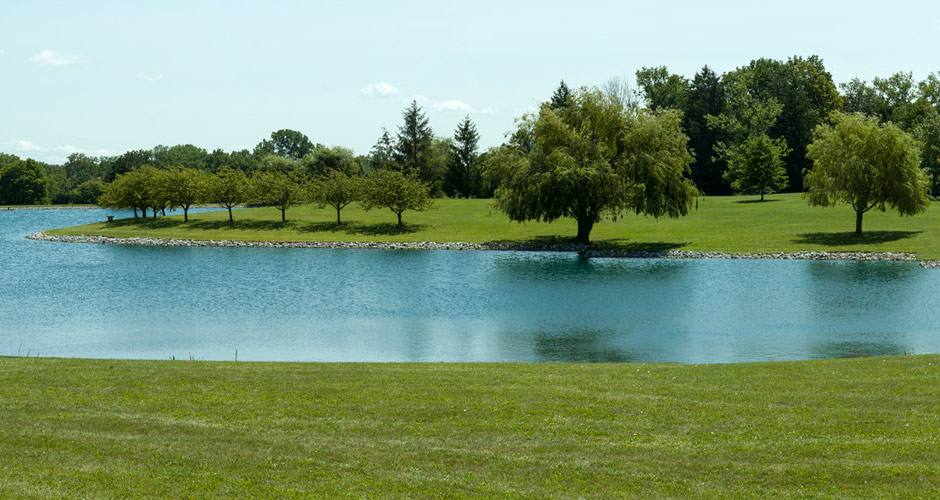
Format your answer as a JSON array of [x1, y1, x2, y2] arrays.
[[483, 87, 698, 244], [805, 112, 929, 234]]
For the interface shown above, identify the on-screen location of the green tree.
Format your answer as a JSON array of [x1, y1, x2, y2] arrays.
[[98, 167, 153, 218], [258, 155, 304, 178], [153, 144, 209, 171], [303, 145, 361, 177], [729, 56, 842, 191], [370, 128, 397, 172], [361, 169, 433, 226], [67, 179, 106, 204], [722, 133, 790, 200], [253, 171, 306, 222], [913, 111, 940, 195], [163, 167, 211, 222], [550, 80, 572, 109], [210, 167, 251, 222], [254, 129, 314, 160], [394, 101, 434, 180], [683, 65, 729, 195], [708, 72, 791, 198], [445, 116, 480, 198], [635, 66, 690, 111], [105, 149, 154, 181], [805, 112, 929, 234], [311, 170, 364, 224], [0, 159, 49, 205], [484, 88, 698, 244]]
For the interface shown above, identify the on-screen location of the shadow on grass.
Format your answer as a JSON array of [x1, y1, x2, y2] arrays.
[[486, 235, 688, 252], [792, 230, 922, 246], [733, 198, 782, 204], [105, 217, 425, 235], [295, 221, 425, 236]]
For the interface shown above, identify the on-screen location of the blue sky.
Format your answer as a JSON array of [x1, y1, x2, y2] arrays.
[[2, 0, 939, 164]]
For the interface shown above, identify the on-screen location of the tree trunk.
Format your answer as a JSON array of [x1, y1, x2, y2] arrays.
[[336, 207, 342, 225], [227, 206, 234, 222], [397, 212, 403, 226], [856, 210, 863, 234], [133, 207, 138, 218], [575, 218, 595, 244], [281, 208, 286, 222], [760, 190, 765, 201], [183, 207, 189, 222]]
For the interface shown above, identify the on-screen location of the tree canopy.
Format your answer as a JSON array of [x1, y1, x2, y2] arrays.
[[805, 112, 929, 234], [484, 87, 697, 244], [361, 169, 433, 226], [0, 159, 49, 205]]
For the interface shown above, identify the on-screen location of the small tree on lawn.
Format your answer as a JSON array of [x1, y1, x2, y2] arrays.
[[210, 167, 250, 222], [722, 133, 790, 200], [163, 167, 211, 222], [361, 169, 432, 226], [253, 170, 306, 222], [805, 112, 929, 234], [310, 170, 364, 225]]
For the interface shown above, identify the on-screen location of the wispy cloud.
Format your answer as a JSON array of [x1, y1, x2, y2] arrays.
[[17, 140, 41, 151], [360, 81, 399, 97], [0, 49, 5, 57], [32, 49, 83, 67], [135, 73, 164, 82], [480, 107, 500, 115], [434, 100, 472, 112]]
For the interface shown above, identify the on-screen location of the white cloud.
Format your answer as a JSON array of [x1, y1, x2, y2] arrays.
[[480, 107, 500, 115], [32, 49, 83, 67], [360, 81, 399, 97], [434, 100, 472, 112], [135, 73, 164, 82], [0, 49, 5, 57], [17, 140, 41, 151]]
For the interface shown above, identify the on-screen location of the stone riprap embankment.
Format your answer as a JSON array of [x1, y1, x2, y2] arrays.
[[27, 232, 936, 266]]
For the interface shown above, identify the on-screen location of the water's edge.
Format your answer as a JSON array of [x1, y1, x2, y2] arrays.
[[28, 231, 938, 267]]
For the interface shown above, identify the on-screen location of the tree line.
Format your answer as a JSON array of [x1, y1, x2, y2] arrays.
[[0, 103, 484, 206], [100, 165, 432, 226], [2, 55, 937, 239]]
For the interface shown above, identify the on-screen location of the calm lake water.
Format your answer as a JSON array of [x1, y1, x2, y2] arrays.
[[3, 209, 940, 363]]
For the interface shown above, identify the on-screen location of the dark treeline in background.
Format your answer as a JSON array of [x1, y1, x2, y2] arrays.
[[3, 54, 940, 206], [0, 102, 487, 205]]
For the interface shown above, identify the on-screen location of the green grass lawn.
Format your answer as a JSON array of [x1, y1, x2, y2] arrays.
[[46, 193, 940, 258], [1, 356, 938, 498]]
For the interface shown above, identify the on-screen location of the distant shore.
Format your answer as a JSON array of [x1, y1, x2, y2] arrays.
[[27, 231, 938, 267]]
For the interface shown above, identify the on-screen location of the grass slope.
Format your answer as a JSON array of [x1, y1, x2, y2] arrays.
[[1, 356, 939, 498], [46, 194, 940, 259]]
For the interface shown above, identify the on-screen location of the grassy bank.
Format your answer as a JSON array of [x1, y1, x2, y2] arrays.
[[1, 356, 939, 498], [45, 194, 940, 259]]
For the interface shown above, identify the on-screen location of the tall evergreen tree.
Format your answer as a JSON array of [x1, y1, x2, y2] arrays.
[[394, 100, 434, 181], [370, 128, 396, 171], [683, 66, 729, 195], [550, 80, 572, 109], [445, 116, 480, 198]]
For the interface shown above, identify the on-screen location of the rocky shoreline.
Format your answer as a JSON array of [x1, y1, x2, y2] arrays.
[[26, 232, 939, 267]]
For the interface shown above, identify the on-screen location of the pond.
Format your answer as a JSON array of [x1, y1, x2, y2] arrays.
[[3, 209, 939, 363]]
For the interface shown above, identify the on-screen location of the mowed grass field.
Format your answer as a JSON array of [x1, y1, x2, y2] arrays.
[[47, 193, 940, 259], [1, 356, 939, 498]]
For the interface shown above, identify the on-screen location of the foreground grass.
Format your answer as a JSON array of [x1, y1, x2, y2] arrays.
[[1, 356, 938, 498], [47, 193, 940, 258]]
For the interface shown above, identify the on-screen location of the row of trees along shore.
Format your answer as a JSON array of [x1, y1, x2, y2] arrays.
[[1, 55, 937, 240], [101, 166, 431, 226]]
